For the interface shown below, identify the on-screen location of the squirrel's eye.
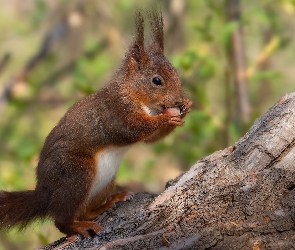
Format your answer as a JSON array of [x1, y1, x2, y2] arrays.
[[152, 77, 162, 86]]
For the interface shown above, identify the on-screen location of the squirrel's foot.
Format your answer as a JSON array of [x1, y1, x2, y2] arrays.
[[71, 221, 103, 238], [108, 190, 134, 202], [88, 191, 134, 219], [65, 234, 79, 243]]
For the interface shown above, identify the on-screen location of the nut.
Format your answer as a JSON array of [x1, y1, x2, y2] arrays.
[[163, 107, 181, 117]]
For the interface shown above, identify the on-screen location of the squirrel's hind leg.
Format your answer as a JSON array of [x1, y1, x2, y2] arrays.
[[87, 191, 134, 219], [86, 177, 133, 219]]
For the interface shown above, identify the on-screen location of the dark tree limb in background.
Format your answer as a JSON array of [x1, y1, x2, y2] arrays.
[[226, 0, 251, 128], [0, 233, 21, 250], [39, 93, 295, 249], [41, 38, 109, 87], [0, 53, 10, 75], [0, 19, 70, 120], [164, 0, 186, 53], [0, 21, 109, 121], [256, 5, 278, 113]]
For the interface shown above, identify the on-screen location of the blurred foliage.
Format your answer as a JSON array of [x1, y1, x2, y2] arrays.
[[0, 0, 295, 248]]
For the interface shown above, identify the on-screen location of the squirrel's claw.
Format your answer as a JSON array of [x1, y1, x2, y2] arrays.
[[123, 191, 134, 201]]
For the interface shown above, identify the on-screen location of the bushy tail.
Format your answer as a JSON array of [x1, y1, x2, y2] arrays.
[[0, 190, 46, 230]]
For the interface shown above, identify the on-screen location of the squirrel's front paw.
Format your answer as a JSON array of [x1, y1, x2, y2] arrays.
[[161, 108, 183, 126], [168, 116, 184, 126], [180, 99, 192, 115], [179, 99, 192, 119]]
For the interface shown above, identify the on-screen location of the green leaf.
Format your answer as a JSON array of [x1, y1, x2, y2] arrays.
[[219, 21, 239, 51]]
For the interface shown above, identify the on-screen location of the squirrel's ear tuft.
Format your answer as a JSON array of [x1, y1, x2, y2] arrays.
[[148, 10, 164, 54], [128, 11, 147, 67]]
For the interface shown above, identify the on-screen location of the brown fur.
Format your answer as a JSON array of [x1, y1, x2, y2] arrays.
[[0, 11, 191, 237]]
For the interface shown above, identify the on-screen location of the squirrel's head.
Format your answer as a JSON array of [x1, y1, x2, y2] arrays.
[[120, 10, 185, 116]]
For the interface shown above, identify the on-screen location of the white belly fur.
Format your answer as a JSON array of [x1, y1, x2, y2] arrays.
[[88, 146, 130, 201]]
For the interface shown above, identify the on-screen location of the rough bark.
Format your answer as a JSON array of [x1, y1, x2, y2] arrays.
[[39, 93, 295, 250]]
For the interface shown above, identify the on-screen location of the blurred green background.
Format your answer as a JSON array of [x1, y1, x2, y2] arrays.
[[0, 0, 295, 248]]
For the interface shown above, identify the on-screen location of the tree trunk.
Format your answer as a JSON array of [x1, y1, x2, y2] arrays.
[[226, 0, 251, 128], [39, 93, 295, 250]]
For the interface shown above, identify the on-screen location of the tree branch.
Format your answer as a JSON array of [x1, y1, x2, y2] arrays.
[[0, 53, 11, 75], [39, 92, 295, 249]]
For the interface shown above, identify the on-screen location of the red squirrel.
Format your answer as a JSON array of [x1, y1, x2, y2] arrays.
[[0, 11, 192, 238]]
